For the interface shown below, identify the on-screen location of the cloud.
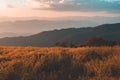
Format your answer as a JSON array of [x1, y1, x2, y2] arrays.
[[7, 4, 15, 8], [59, 0, 65, 4], [27, 0, 66, 8], [29, 0, 120, 13], [3, 0, 120, 13]]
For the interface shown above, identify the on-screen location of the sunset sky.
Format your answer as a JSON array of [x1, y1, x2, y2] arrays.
[[0, 0, 120, 17]]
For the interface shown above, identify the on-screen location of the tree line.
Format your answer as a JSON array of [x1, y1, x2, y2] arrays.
[[54, 37, 120, 47]]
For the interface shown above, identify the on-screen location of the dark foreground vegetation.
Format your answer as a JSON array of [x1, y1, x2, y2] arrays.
[[0, 46, 120, 80], [55, 37, 120, 47]]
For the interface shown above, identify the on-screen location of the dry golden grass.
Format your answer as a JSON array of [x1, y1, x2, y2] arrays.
[[0, 46, 120, 80]]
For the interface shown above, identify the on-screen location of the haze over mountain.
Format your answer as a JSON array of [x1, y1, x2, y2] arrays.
[[0, 16, 120, 35], [0, 23, 119, 47], [0, 32, 31, 38]]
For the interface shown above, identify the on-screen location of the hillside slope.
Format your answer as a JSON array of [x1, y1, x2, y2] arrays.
[[0, 23, 120, 47]]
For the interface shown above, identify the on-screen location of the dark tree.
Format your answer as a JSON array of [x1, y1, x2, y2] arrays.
[[85, 37, 106, 46], [84, 37, 118, 47], [55, 41, 68, 47]]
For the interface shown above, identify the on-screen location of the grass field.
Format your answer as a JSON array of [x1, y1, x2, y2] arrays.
[[0, 46, 120, 80]]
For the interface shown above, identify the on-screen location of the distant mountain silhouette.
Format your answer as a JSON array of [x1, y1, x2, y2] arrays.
[[0, 23, 120, 47], [0, 32, 31, 38], [0, 19, 98, 34], [1, 16, 120, 34]]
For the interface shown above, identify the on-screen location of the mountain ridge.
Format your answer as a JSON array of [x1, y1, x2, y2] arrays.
[[0, 23, 120, 47]]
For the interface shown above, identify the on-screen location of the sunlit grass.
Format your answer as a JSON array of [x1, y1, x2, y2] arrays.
[[0, 46, 120, 80]]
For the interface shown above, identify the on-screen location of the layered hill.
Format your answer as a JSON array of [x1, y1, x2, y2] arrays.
[[0, 23, 120, 47]]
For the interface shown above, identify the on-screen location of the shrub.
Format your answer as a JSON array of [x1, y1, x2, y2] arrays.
[[81, 51, 103, 63]]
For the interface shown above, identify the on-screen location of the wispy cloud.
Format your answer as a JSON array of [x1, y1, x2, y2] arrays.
[[28, 0, 120, 13], [0, 0, 120, 17], [26, 0, 66, 8], [7, 4, 15, 8], [1, 0, 120, 13]]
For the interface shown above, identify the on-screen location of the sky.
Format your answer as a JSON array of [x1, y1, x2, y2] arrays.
[[0, 0, 120, 17]]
